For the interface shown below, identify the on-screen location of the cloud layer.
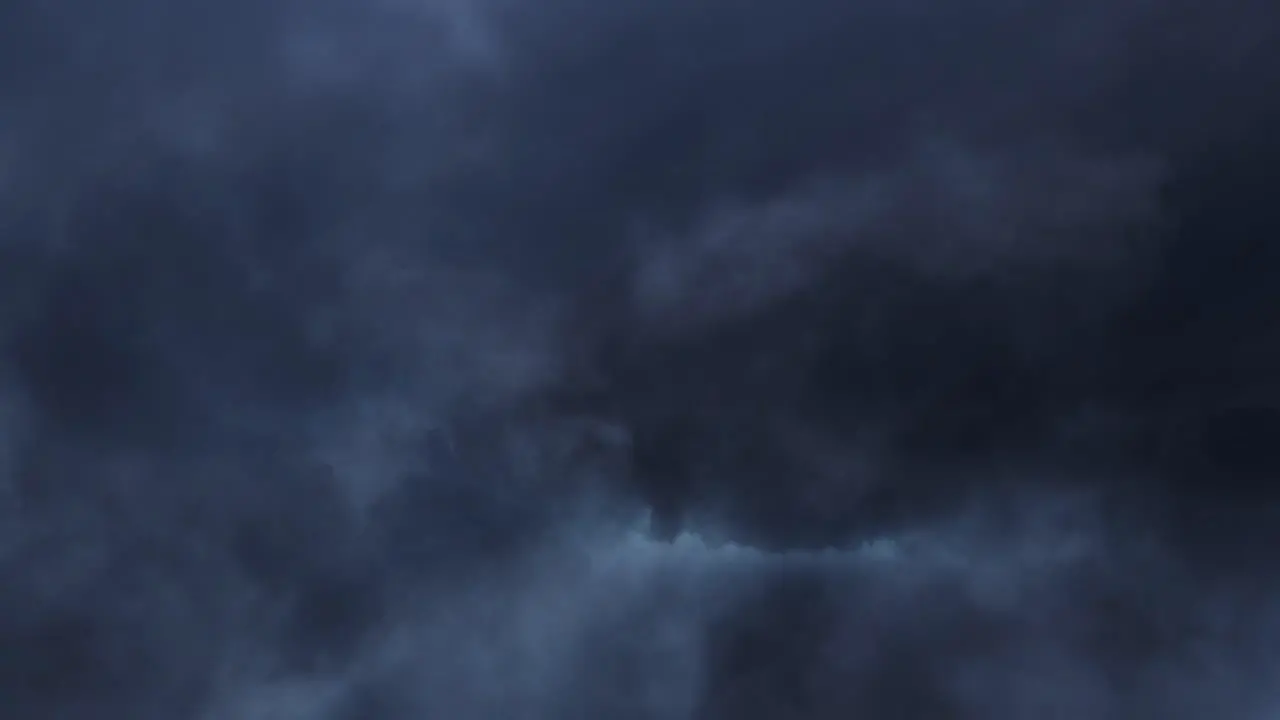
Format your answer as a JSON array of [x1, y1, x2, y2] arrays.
[[3, 0, 1280, 718]]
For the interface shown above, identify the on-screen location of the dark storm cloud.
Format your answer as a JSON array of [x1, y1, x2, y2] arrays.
[[2, 0, 1280, 719]]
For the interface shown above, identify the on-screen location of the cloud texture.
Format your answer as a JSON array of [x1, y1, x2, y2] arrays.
[[2, 0, 1280, 718]]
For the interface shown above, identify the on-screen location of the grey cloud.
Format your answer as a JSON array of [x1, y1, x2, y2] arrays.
[[2, 0, 1280, 719], [630, 142, 1166, 335]]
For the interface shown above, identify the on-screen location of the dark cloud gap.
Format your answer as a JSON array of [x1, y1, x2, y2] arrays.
[[2, 1, 1280, 718]]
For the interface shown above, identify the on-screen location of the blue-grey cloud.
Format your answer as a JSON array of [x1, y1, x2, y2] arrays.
[[2, 1, 1280, 718]]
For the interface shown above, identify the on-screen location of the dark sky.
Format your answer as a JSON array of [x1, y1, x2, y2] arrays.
[[2, 1, 1280, 718]]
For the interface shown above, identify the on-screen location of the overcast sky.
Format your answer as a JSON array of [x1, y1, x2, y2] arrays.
[[2, 1, 1280, 718]]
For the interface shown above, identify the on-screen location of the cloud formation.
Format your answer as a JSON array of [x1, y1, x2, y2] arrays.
[[2, 0, 1280, 718]]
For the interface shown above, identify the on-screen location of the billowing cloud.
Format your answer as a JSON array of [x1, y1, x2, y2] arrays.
[[2, 0, 1279, 718]]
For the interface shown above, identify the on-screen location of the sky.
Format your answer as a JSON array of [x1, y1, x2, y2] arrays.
[[2, 1, 1280, 718]]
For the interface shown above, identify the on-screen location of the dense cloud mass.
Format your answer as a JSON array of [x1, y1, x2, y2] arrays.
[[2, 0, 1280, 718]]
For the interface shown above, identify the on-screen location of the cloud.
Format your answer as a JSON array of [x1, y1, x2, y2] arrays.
[[630, 142, 1166, 335], [2, 0, 1280, 718]]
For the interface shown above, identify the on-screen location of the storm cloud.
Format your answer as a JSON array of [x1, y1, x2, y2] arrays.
[[2, 0, 1280, 718]]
